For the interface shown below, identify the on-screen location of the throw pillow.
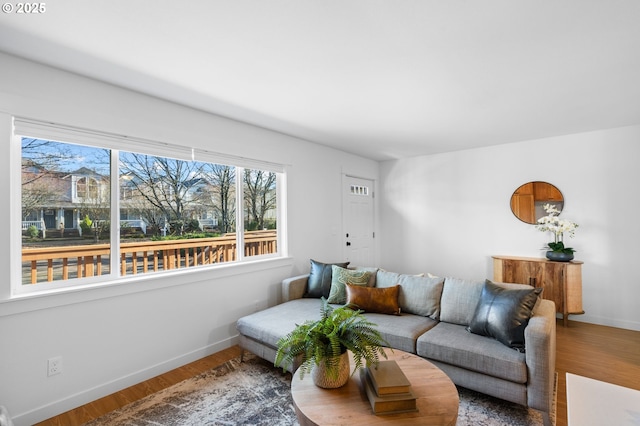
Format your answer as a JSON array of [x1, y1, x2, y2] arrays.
[[346, 284, 401, 315], [376, 273, 444, 319], [467, 280, 543, 351], [305, 259, 350, 298], [398, 275, 445, 319], [347, 266, 379, 287], [327, 266, 372, 304], [376, 270, 425, 288], [439, 277, 485, 325]]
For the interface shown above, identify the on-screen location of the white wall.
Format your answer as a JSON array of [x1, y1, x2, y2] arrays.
[[0, 53, 378, 425], [380, 126, 640, 332]]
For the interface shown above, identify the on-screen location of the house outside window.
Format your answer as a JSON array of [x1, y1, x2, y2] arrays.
[[16, 120, 285, 295]]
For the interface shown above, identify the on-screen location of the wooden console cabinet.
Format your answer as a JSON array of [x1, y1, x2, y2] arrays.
[[492, 255, 584, 326]]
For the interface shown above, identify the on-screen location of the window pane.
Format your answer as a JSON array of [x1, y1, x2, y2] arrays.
[[118, 152, 238, 273], [243, 168, 278, 257], [21, 138, 111, 285], [18, 125, 284, 293]]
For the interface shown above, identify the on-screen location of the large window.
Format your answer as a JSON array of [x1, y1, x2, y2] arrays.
[[17, 120, 284, 295]]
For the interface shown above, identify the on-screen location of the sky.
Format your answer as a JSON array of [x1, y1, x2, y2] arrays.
[[22, 138, 110, 174]]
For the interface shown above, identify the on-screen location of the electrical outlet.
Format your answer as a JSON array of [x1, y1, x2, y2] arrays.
[[47, 356, 62, 377]]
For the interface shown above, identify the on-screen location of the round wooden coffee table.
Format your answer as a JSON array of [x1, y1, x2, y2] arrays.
[[291, 348, 459, 425]]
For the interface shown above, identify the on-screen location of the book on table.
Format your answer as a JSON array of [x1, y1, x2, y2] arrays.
[[360, 361, 417, 415], [360, 369, 417, 414], [367, 360, 412, 395]]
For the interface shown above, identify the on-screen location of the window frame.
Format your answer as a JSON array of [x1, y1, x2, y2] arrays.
[[10, 117, 288, 300]]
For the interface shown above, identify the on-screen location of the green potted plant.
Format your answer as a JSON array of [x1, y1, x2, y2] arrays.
[[275, 298, 389, 388], [536, 203, 579, 261]]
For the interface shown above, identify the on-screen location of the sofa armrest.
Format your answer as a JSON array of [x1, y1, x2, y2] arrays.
[[282, 274, 309, 302], [524, 299, 557, 416]]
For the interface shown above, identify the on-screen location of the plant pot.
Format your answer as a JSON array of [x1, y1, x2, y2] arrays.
[[546, 251, 574, 262], [311, 352, 350, 388]]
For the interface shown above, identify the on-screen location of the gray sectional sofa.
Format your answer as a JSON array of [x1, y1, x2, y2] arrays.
[[236, 265, 556, 426]]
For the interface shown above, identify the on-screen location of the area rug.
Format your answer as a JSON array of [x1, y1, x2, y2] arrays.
[[85, 354, 555, 426]]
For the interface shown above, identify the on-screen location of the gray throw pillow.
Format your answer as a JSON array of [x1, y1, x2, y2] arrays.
[[375, 270, 402, 289], [376, 272, 444, 319], [439, 278, 485, 325], [396, 275, 444, 319]]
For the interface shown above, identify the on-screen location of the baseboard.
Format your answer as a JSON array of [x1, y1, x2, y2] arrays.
[[570, 314, 640, 332], [12, 336, 239, 426]]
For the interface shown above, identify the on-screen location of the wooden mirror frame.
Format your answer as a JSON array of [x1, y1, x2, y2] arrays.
[[510, 181, 564, 224]]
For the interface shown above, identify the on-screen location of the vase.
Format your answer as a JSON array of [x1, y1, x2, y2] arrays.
[[546, 251, 574, 262], [311, 352, 350, 388]]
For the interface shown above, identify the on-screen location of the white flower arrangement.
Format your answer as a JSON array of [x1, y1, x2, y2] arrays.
[[536, 204, 578, 253]]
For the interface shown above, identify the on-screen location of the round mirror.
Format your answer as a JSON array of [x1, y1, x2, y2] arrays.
[[510, 181, 564, 224]]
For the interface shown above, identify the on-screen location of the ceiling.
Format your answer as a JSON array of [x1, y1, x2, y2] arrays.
[[1, 1, 639, 161]]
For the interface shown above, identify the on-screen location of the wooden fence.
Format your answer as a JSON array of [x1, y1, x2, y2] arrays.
[[21, 230, 277, 284]]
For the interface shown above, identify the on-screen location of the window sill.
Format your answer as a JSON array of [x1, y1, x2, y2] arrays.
[[0, 256, 293, 317]]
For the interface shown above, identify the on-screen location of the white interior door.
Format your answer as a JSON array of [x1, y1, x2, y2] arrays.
[[343, 175, 375, 266]]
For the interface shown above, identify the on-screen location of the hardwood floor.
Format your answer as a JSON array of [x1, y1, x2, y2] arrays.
[[36, 320, 640, 426], [554, 320, 640, 426], [34, 346, 243, 426]]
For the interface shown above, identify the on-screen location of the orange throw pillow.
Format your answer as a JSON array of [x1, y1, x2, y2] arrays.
[[346, 284, 401, 315]]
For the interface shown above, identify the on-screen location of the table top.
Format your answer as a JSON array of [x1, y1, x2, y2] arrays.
[[291, 348, 459, 426]]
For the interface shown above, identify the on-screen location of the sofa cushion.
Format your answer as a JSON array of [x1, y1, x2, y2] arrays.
[[326, 266, 372, 304], [305, 259, 349, 298], [375, 270, 399, 288], [237, 298, 437, 355], [439, 278, 485, 325], [467, 280, 542, 351], [417, 322, 528, 383], [380, 274, 445, 319], [375, 270, 425, 287], [401, 275, 444, 319], [237, 299, 326, 349], [346, 284, 401, 315], [440, 278, 536, 326], [363, 312, 438, 354], [376, 271, 444, 319]]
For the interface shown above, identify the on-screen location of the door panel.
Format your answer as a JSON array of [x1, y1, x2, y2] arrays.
[[44, 210, 56, 229], [501, 259, 563, 312], [343, 176, 375, 266], [64, 210, 74, 229], [503, 259, 542, 288]]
